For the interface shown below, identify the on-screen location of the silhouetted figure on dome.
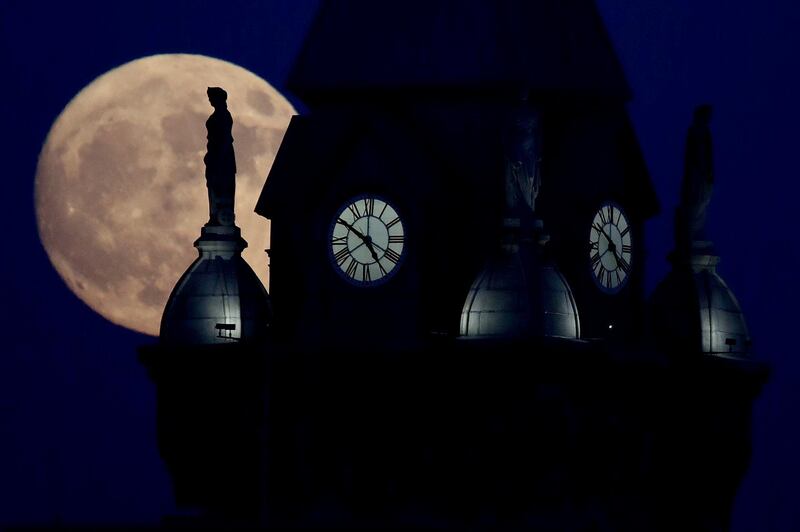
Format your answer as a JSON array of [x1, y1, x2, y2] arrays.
[[204, 87, 237, 226], [504, 96, 541, 219], [678, 104, 714, 247]]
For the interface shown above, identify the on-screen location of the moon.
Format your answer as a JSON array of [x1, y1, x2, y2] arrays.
[[35, 54, 295, 336]]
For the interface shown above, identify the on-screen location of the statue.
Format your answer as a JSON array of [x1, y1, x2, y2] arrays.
[[203, 87, 237, 226], [504, 97, 542, 219], [677, 104, 714, 247]]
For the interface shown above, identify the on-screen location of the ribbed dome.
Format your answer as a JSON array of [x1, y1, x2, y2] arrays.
[[460, 241, 580, 339], [160, 225, 272, 345], [649, 253, 750, 358]]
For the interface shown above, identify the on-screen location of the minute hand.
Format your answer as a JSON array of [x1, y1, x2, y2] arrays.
[[593, 223, 615, 244], [338, 218, 380, 261], [338, 218, 368, 240]]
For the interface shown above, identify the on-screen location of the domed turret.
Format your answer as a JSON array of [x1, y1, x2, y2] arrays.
[[460, 228, 580, 338], [160, 225, 272, 345], [160, 86, 272, 346], [649, 105, 751, 359], [650, 252, 750, 358]]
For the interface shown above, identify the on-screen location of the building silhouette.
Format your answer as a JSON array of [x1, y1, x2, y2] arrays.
[[140, 1, 766, 530]]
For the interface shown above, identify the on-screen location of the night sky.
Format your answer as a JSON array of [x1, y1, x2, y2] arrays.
[[1, 0, 798, 529]]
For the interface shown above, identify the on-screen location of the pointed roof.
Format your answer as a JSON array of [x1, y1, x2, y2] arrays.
[[289, 0, 631, 102]]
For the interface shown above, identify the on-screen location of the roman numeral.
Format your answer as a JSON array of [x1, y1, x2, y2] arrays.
[[363, 197, 374, 216], [622, 244, 632, 253], [377, 261, 388, 276], [385, 216, 401, 229], [347, 202, 361, 219], [606, 205, 615, 225], [606, 269, 613, 287], [618, 256, 631, 273], [345, 258, 358, 278], [589, 241, 599, 251], [598, 209, 607, 224], [620, 226, 630, 237], [331, 235, 347, 246], [333, 247, 349, 265], [388, 235, 404, 244], [384, 248, 401, 264], [590, 252, 601, 266], [378, 202, 388, 219], [362, 263, 371, 282]]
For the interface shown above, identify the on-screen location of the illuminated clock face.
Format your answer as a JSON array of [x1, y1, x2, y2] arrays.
[[329, 195, 405, 286], [589, 202, 632, 294]]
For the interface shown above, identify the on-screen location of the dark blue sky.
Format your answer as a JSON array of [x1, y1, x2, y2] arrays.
[[1, 0, 798, 529]]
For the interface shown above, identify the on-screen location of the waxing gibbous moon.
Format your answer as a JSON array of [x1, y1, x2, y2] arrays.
[[35, 54, 296, 336]]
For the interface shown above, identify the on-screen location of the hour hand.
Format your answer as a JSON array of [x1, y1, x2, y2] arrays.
[[367, 244, 379, 262], [361, 232, 381, 262]]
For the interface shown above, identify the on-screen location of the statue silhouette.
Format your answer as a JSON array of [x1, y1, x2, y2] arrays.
[[204, 87, 237, 226], [504, 97, 541, 219], [678, 104, 714, 247]]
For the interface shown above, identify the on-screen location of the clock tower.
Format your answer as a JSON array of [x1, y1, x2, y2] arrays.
[[144, 1, 766, 529]]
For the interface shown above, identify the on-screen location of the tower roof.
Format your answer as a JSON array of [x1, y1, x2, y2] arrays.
[[289, 0, 631, 102]]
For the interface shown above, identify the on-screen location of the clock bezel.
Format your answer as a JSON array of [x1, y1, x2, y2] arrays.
[[588, 200, 633, 295], [327, 193, 407, 288]]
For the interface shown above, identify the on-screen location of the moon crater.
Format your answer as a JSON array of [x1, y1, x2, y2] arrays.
[[247, 89, 277, 117]]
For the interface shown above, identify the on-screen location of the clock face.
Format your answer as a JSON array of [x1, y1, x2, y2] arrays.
[[329, 195, 406, 287], [589, 202, 632, 294]]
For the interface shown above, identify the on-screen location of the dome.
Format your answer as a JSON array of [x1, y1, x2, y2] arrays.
[[160, 225, 272, 345], [649, 253, 750, 358], [460, 241, 580, 339]]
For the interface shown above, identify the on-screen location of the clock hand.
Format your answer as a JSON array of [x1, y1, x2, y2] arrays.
[[338, 218, 368, 241], [593, 223, 615, 245], [600, 235, 626, 272], [593, 222, 624, 263], [360, 217, 381, 262], [365, 238, 379, 262], [347, 240, 378, 264], [610, 245, 630, 273], [338, 218, 380, 261], [608, 246, 621, 264]]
